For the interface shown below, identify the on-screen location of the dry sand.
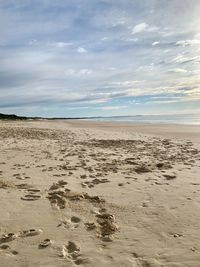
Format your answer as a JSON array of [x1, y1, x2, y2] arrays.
[[0, 119, 200, 267]]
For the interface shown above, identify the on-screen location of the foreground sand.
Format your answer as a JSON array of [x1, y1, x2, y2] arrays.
[[0, 119, 200, 267]]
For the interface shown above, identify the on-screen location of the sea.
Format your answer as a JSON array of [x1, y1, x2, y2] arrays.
[[88, 114, 200, 125]]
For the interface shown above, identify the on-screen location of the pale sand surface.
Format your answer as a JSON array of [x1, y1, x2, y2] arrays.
[[0, 119, 200, 267]]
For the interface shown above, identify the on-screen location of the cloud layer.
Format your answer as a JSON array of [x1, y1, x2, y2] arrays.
[[0, 0, 200, 116]]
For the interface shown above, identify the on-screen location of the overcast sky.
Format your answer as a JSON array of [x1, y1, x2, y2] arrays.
[[0, 0, 200, 117]]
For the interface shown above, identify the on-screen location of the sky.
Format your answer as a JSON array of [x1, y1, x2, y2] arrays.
[[0, 0, 200, 117]]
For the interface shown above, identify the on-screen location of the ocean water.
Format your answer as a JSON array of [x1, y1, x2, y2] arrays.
[[89, 114, 200, 125]]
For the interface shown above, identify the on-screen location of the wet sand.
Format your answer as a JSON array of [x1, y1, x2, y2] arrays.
[[0, 119, 200, 267]]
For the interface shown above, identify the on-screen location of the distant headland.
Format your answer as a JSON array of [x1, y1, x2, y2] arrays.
[[0, 113, 100, 120]]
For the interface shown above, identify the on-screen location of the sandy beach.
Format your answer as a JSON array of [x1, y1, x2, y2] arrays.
[[0, 119, 200, 267]]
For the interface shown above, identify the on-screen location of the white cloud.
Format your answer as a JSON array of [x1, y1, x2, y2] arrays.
[[124, 38, 138, 42], [101, 37, 109, 41], [172, 55, 185, 63], [159, 31, 176, 37], [152, 41, 160, 46], [101, 106, 126, 110], [169, 68, 188, 73], [77, 47, 87, 53], [132, 23, 147, 34], [136, 64, 155, 71], [66, 106, 90, 110], [109, 80, 143, 87], [28, 41, 73, 48], [64, 69, 75, 76], [111, 18, 126, 27], [28, 39, 38, 46], [150, 94, 200, 104], [132, 22, 159, 34], [150, 99, 182, 104], [89, 98, 109, 104], [176, 39, 200, 47], [64, 68, 92, 76], [53, 42, 73, 48], [78, 69, 92, 75], [172, 55, 200, 64]]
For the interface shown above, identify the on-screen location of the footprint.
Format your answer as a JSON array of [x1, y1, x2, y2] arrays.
[[81, 182, 88, 188], [0, 244, 18, 256], [84, 222, 96, 231], [11, 250, 19, 255], [27, 189, 41, 193], [163, 173, 176, 180], [0, 244, 10, 250], [63, 241, 88, 265], [80, 174, 87, 179], [67, 241, 80, 254], [71, 216, 81, 223], [21, 194, 41, 201], [0, 233, 18, 244], [57, 180, 68, 186], [13, 173, 20, 177], [96, 212, 118, 241], [16, 183, 32, 190], [49, 180, 68, 190], [38, 238, 52, 249], [57, 216, 80, 230], [48, 192, 66, 209], [14, 174, 30, 180], [19, 228, 43, 237]]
